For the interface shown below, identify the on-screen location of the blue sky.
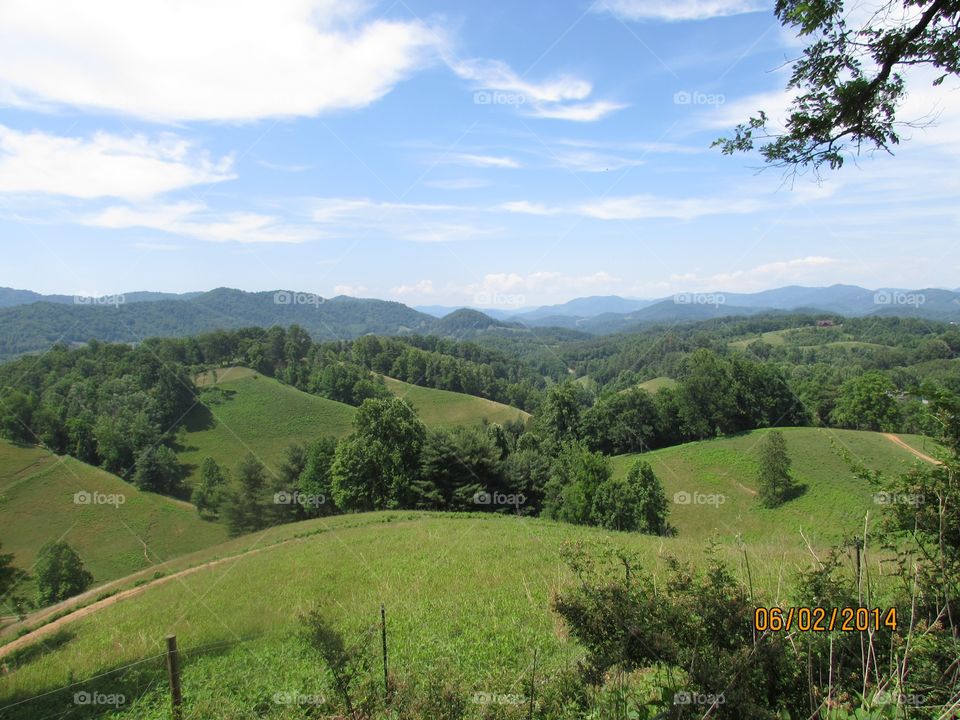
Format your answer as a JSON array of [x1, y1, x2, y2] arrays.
[[0, 0, 957, 307]]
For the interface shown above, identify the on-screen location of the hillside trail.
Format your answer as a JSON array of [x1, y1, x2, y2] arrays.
[[0, 535, 306, 661], [883, 433, 941, 465]]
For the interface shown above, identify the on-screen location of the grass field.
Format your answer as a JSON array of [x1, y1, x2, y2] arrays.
[[0, 427, 934, 719], [635, 376, 677, 393], [729, 328, 792, 349], [174, 370, 357, 485], [611, 427, 931, 548], [0, 441, 227, 606], [383, 376, 530, 428]]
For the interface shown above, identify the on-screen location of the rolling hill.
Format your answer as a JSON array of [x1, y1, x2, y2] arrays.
[[611, 426, 931, 547], [0, 426, 937, 720], [175, 369, 531, 486], [0, 440, 227, 606], [174, 369, 357, 484], [382, 376, 530, 427]]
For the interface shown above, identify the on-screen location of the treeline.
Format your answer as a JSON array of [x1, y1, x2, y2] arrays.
[[141, 326, 546, 411], [194, 395, 672, 538], [0, 340, 194, 493]]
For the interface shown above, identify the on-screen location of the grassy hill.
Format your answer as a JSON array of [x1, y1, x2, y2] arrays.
[[383, 376, 530, 428], [611, 427, 931, 548], [0, 427, 936, 718], [0, 440, 227, 606], [174, 369, 356, 484], [636, 376, 676, 393]]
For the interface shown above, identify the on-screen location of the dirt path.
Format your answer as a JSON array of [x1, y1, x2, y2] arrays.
[[883, 433, 941, 465], [0, 537, 303, 660]]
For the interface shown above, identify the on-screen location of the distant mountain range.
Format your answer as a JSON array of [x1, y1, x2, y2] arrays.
[[0, 284, 957, 360]]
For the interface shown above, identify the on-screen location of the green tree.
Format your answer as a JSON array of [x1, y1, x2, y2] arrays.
[[35, 541, 93, 605], [831, 371, 902, 431], [715, 0, 960, 172], [676, 349, 737, 439], [0, 389, 35, 444], [536, 382, 592, 448], [299, 437, 338, 516], [627, 460, 670, 535], [757, 430, 798, 508], [191, 456, 228, 518], [330, 397, 425, 511], [132, 444, 180, 494], [221, 453, 269, 536], [543, 443, 611, 525], [420, 426, 506, 510], [581, 388, 659, 455], [591, 460, 669, 534]]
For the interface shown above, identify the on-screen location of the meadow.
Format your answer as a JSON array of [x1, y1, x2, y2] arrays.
[[0, 426, 933, 719]]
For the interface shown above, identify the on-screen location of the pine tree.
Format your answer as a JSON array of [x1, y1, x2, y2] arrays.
[[757, 431, 796, 508]]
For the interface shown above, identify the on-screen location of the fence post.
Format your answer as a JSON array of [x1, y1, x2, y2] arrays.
[[381, 603, 389, 697], [165, 635, 183, 720]]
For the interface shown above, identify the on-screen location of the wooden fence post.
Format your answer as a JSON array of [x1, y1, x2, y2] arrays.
[[381, 604, 389, 696], [165, 635, 183, 720]]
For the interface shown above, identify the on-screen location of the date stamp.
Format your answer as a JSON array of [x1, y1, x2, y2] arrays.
[[754, 607, 898, 633]]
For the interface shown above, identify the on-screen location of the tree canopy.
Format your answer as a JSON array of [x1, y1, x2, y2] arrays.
[[715, 0, 960, 172]]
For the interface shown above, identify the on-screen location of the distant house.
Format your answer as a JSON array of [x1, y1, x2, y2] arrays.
[[817, 319, 835, 327]]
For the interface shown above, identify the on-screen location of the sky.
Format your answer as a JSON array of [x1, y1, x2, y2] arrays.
[[0, 0, 957, 309]]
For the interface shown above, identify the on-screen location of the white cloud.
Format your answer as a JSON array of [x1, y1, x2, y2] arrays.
[[0, 0, 443, 122], [0, 126, 233, 199], [552, 149, 646, 172], [333, 284, 368, 296], [393, 279, 435, 296], [580, 194, 761, 220], [502, 194, 762, 220], [597, 0, 769, 22], [442, 153, 521, 169], [468, 270, 623, 298], [499, 201, 560, 215], [83, 202, 316, 244], [308, 196, 493, 243], [450, 57, 624, 122], [529, 100, 627, 122], [705, 256, 844, 291]]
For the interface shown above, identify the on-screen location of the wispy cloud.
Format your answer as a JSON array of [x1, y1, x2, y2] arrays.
[[450, 57, 625, 122], [83, 202, 317, 244], [502, 193, 762, 220], [439, 153, 521, 169], [0, 126, 233, 200], [596, 0, 770, 22]]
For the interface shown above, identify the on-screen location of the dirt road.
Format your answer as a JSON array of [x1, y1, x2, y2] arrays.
[[883, 433, 941, 465]]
